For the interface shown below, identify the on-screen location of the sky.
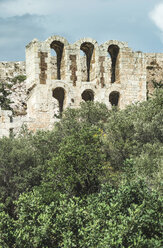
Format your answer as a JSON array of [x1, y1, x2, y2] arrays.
[[0, 0, 163, 61]]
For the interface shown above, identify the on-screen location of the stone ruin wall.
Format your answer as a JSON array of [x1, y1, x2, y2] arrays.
[[0, 36, 163, 137], [0, 61, 26, 115], [25, 37, 147, 131], [145, 53, 163, 97], [0, 62, 26, 138]]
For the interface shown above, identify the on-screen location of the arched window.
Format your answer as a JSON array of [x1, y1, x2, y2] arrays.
[[53, 87, 65, 115], [109, 91, 120, 106], [50, 41, 64, 80], [82, 89, 94, 101], [80, 42, 94, 82], [108, 45, 119, 83]]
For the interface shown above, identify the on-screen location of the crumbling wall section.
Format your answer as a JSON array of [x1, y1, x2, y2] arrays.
[[120, 50, 147, 106], [0, 107, 28, 138], [1, 36, 163, 136], [51, 56, 57, 80], [70, 55, 77, 86], [0, 61, 27, 115], [39, 52, 48, 84], [98, 40, 146, 108], [0, 108, 12, 137], [80, 55, 87, 82], [0, 61, 25, 83], [145, 53, 163, 97]]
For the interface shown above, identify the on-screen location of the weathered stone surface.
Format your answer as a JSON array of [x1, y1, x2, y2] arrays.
[[38, 52, 48, 84], [70, 55, 77, 86], [0, 36, 163, 137], [0, 61, 27, 115], [145, 53, 163, 97]]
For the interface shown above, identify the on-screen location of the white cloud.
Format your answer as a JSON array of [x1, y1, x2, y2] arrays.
[[0, 0, 163, 60], [150, 2, 163, 31], [0, 0, 109, 18], [0, 0, 57, 17]]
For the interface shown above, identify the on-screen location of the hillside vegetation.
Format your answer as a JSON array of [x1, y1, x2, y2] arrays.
[[0, 89, 163, 247]]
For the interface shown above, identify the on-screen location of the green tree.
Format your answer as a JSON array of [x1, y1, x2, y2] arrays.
[[44, 126, 106, 196], [0, 204, 14, 248], [0, 95, 163, 247], [0, 136, 43, 216], [54, 101, 109, 140], [0, 82, 13, 111], [103, 89, 163, 189], [14, 180, 162, 248]]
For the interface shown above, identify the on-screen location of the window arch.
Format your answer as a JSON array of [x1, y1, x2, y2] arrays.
[[52, 87, 65, 115], [109, 91, 120, 106], [80, 42, 94, 82], [50, 41, 64, 80], [82, 89, 94, 101], [108, 45, 119, 83]]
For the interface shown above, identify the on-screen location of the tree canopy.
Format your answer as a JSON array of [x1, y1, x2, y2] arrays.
[[0, 89, 162, 247]]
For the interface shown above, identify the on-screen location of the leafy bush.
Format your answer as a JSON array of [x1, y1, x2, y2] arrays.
[[44, 126, 106, 196], [12, 75, 26, 84], [0, 204, 14, 248], [0, 90, 162, 247], [0, 136, 43, 215], [14, 180, 162, 248]]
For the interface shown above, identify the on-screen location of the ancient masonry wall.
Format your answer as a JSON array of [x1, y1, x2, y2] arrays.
[[0, 61, 26, 114], [0, 36, 163, 137], [145, 53, 163, 97], [0, 61, 25, 82]]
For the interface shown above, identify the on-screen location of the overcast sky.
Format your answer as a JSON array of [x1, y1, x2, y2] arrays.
[[0, 0, 163, 61]]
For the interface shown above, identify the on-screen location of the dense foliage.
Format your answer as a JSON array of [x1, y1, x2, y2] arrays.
[[0, 82, 13, 111], [0, 89, 162, 247]]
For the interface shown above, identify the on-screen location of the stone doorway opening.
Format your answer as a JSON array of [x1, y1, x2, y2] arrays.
[[82, 89, 94, 101], [109, 91, 120, 106], [53, 87, 65, 115]]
